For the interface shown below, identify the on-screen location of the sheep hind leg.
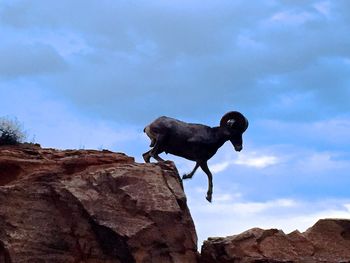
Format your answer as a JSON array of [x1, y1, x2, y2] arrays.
[[199, 162, 213, 203], [153, 154, 164, 162], [182, 163, 199, 180], [142, 150, 152, 163], [149, 138, 156, 147], [144, 126, 156, 147], [143, 149, 164, 163], [149, 135, 165, 162]]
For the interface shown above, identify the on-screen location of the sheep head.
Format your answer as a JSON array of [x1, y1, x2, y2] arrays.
[[220, 111, 249, 152]]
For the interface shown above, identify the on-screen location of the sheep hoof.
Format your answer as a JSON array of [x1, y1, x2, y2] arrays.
[[206, 194, 212, 203]]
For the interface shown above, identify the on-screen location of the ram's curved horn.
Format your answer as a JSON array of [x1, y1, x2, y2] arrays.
[[220, 111, 249, 133]]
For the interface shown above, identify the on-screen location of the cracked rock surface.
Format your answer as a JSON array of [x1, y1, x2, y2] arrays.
[[0, 144, 198, 263]]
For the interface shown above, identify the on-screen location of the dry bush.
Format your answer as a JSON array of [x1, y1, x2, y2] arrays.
[[0, 117, 26, 145]]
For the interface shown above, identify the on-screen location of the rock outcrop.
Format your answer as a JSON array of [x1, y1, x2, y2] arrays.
[[200, 219, 350, 263], [0, 144, 198, 263], [2, 144, 350, 263]]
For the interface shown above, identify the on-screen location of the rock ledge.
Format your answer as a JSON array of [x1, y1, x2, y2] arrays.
[[0, 144, 198, 263]]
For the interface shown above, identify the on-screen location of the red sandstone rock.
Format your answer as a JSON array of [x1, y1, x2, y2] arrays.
[[3, 144, 350, 263], [0, 144, 198, 263], [200, 219, 350, 263]]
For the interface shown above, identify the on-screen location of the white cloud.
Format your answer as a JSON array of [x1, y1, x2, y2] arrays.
[[270, 11, 314, 25], [194, 198, 297, 215], [214, 193, 235, 202], [32, 30, 92, 57], [311, 118, 350, 144], [296, 152, 349, 173], [230, 198, 297, 215], [209, 147, 280, 174], [234, 153, 279, 168], [313, 1, 331, 18], [211, 161, 231, 173], [344, 204, 350, 212]]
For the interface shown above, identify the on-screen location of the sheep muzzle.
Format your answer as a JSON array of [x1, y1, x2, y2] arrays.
[[233, 144, 242, 152]]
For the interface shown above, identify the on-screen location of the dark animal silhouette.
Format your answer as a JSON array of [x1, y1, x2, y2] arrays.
[[143, 111, 249, 202]]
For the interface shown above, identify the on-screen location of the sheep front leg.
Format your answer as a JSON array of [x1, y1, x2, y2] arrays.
[[182, 163, 199, 180], [199, 162, 213, 202]]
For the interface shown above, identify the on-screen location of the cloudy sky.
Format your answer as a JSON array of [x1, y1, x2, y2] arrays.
[[1, 0, 350, 246]]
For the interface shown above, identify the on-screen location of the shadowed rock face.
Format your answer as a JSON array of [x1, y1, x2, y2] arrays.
[[200, 219, 350, 263], [0, 145, 198, 263]]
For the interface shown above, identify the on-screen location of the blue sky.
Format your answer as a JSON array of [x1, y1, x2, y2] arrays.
[[1, 0, 350, 245]]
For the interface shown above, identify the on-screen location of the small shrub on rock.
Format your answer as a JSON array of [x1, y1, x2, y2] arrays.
[[0, 117, 26, 145]]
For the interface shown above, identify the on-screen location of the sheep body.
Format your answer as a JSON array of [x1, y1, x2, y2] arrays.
[[143, 112, 248, 202], [146, 117, 226, 159]]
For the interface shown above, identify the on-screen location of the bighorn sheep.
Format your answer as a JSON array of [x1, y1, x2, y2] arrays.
[[143, 111, 248, 202]]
